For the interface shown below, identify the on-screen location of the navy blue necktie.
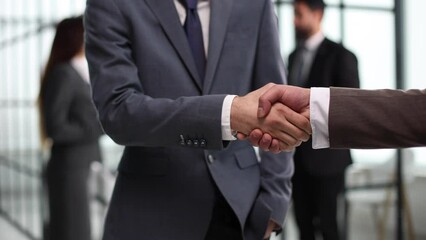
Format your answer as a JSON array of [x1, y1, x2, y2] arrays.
[[180, 0, 206, 81]]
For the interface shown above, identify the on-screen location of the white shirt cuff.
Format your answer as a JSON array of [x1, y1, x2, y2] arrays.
[[221, 95, 237, 141], [310, 87, 330, 149]]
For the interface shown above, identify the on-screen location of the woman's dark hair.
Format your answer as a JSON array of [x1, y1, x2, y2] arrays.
[[38, 16, 84, 145], [40, 16, 84, 93]]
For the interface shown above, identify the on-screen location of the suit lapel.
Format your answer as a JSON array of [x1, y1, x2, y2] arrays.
[[144, 0, 203, 91], [306, 38, 329, 87], [203, 0, 234, 93]]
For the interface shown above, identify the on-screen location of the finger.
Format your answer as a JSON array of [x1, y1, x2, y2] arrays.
[[277, 119, 311, 142], [247, 129, 264, 147], [265, 111, 308, 145], [272, 104, 311, 139], [278, 141, 296, 152], [301, 108, 310, 120], [237, 132, 247, 140], [284, 112, 312, 139], [258, 85, 286, 118], [258, 133, 273, 151], [263, 223, 275, 239], [270, 129, 301, 148], [269, 139, 281, 153]]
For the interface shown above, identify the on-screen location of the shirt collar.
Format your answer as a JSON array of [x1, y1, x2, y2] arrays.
[[304, 31, 325, 51], [71, 56, 90, 84]]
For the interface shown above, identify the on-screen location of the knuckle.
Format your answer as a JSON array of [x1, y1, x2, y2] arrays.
[[266, 83, 275, 88]]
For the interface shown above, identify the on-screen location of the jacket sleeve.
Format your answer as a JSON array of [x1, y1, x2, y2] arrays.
[[251, 0, 294, 227], [84, 0, 226, 149], [330, 88, 426, 149]]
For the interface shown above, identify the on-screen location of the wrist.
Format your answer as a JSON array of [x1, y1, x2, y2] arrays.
[[230, 96, 241, 131], [230, 96, 253, 135]]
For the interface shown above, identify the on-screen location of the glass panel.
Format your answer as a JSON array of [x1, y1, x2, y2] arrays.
[[277, 4, 295, 62], [322, 7, 342, 43], [405, 0, 426, 166], [324, 0, 341, 5], [343, 9, 395, 89], [343, 10, 396, 164], [344, 0, 394, 9], [406, 2, 426, 90]]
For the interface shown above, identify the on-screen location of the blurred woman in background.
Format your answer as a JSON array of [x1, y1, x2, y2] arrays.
[[38, 16, 103, 240]]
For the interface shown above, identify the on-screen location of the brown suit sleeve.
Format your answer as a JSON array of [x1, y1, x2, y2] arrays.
[[329, 87, 426, 149]]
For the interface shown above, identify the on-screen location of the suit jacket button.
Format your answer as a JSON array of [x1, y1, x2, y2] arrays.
[[179, 135, 186, 146], [193, 139, 199, 147], [186, 139, 193, 146], [208, 155, 215, 164], [200, 139, 206, 148]]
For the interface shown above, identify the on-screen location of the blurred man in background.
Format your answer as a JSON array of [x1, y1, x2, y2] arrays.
[[288, 0, 359, 239]]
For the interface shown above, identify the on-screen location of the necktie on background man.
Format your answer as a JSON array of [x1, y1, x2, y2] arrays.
[[291, 46, 307, 87], [180, 0, 206, 82]]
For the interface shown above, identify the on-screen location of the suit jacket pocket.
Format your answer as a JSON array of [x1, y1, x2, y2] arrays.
[[118, 147, 169, 176], [234, 147, 259, 169]]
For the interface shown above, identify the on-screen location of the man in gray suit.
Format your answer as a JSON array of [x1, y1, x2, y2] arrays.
[[240, 85, 426, 150], [85, 0, 310, 239]]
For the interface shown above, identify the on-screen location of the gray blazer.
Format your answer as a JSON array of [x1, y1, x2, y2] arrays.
[[329, 87, 426, 149], [85, 0, 293, 239], [41, 63, 102, 240]]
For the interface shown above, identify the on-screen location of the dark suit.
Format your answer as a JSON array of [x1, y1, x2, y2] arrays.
[[41, 63, 103, 240], [329, 87, 426, 149], [85, 0, 293, 240], [288, 38, 359, 240]]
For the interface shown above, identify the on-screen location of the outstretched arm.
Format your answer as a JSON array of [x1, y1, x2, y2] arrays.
[[237, 84, 312, 152], [230, 84, 311, 152]]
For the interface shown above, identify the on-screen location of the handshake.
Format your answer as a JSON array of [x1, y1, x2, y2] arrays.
[[230, 83, 311, 153]]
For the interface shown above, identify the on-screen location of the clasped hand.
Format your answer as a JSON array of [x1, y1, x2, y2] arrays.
[[230, 83, 311, 153]]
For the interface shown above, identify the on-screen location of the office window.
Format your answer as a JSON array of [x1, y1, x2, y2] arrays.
[[321, 8, 342, 44], [344, 0, 394, 9], [324, 0, 340, 4], [343, 10, 395, 89], [0, 0, 85, 152], [276, 4, 295, 60], [405, 0, 426, 165]]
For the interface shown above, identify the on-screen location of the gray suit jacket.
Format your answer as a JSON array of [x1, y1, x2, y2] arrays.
[[329, 87, 426, 149], [42, 63, 102, 240], [85, 0, 293, 239]]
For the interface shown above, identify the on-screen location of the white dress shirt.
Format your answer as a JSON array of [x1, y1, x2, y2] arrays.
[[297, 31, 325, 84], [174, 0, 237, 141], [174, 0, 210, 56], [71, 56, 90, 84], [298, 32, 331, 149], [310, 87, 330, 149]]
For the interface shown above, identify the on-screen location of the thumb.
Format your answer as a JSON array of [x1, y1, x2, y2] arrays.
[[258, 85, 286, 118]]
